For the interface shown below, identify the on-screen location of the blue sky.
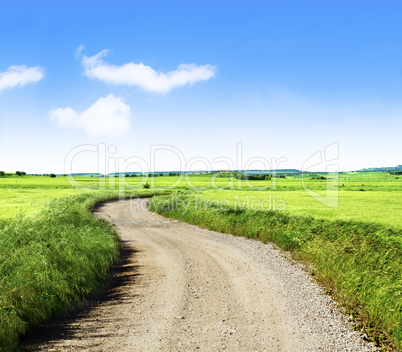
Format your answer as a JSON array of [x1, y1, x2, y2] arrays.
[[0, 1, 401, 174]]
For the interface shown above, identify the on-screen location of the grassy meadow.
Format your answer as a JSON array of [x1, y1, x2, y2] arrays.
[[2, 171, 400, 223], [0, 170, 401, 350], [0, 193, 120, 349], [200, 190, 402, 228]]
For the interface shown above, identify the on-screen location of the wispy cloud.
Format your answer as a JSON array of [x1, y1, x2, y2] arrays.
[[0, 65, 44, 93], [74, 44, 84, 59], [49, 94, 131, 137], [81, 49, 216, 94]]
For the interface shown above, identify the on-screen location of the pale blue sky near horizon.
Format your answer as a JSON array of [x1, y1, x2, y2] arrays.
[[0, 1, 401, 173]]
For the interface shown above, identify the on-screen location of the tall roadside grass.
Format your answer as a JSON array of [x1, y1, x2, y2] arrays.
[[0, 190, 165, 351], [149, 194, 402, 350]]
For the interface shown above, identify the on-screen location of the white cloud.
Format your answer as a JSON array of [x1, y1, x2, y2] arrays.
[[0, 65, 44, 93], [49, 94, 131, 137], [81, 49, 216, 94]]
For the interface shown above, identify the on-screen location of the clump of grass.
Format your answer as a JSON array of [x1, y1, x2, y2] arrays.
[[0, 190, 167, 351], [149, 194, 402, 350], [0, 193, 118, 350]]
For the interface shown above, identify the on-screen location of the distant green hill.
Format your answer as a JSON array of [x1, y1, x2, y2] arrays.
[[358, 165, 402, 172]]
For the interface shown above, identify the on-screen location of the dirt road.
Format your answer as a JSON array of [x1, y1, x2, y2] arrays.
[[22, 199, 376, 351]]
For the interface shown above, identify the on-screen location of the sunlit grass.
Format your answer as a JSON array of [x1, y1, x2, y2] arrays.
[[0, 188, 88, 218], [2, 172, 402, 225], [200, 190, 402, 228], [0, 190, 168, 351]]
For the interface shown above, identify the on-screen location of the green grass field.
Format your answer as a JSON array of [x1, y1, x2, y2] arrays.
[[199, 189, 402, 228], [1, 171, 401, 350], [2, 171, 401, 224], [0, 187, 167, 351]]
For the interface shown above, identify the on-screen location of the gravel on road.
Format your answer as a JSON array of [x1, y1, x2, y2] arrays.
[[22, 198, 377, 351]]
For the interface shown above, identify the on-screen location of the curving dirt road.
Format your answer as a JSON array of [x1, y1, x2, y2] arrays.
[[22, 199, 376, 351]]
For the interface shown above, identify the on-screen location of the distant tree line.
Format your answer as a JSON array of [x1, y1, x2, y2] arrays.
[[0, 171, 27, 176], [310, 176, 327, 180], [124, 173, 165, 177], [236, 174, 273, 180], [230, 172, 274, 180]]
